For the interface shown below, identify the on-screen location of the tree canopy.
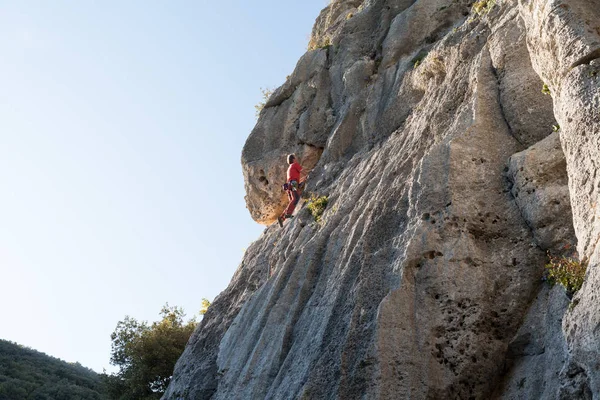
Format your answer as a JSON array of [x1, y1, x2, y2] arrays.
[[104, 304, 197, 400]]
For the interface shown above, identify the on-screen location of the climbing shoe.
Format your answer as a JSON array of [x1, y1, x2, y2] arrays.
[[277, 216, 284, 228]]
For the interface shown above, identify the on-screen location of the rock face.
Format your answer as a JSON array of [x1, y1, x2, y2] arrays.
[[507, 132, 575, 253], [164, 0, 600, 399]]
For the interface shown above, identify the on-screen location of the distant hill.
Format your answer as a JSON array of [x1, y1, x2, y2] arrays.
[[0, 339, 108, 400]]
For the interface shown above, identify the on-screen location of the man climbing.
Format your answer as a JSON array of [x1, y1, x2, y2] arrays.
[[278, 154, 305, 228]]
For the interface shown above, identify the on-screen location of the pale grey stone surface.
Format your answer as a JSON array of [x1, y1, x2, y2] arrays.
[[507, 132, 575, 253], [495, 286, 570, 400], [519, 0, 600, 396], [164, 0, 600, 399]]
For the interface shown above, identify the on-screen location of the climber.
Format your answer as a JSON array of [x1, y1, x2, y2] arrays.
[[278, 154, 305, 228]]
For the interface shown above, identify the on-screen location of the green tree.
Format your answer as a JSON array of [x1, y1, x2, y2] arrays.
[[104, 304, 197, 400]]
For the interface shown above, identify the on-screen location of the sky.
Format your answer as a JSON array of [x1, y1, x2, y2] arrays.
[[0, 0, 328, 373]]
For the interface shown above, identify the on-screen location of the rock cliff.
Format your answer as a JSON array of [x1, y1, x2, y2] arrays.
[[164, 0, 600, 398]]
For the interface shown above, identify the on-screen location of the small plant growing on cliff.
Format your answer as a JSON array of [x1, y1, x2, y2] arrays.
[[199, 298, 211, 315], [412, 54, 426, 69], [255, 87, 274, 118], [553, 124, 561, 132], [318, 37, 332, 49], [411, 49, 429, 70], [472, 0, 496, 15], [542, 83, 551, 95], [307, 194, 328, 223], [545, 253, 588, 296], [307, 36, 332, 51]]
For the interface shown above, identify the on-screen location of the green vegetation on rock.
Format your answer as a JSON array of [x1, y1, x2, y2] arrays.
[[545, 253, 587, 296], [411, 50, 429, 70], [542, 83, 551, 95], [472, 0, 496, 15], [254, 88, 274, 118], [307, 195, 328, 223], [199, 298, 211, 315], [307, 36, 332, 51]]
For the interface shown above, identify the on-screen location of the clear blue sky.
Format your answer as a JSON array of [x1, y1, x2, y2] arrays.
[[0, 0, 327, 372]]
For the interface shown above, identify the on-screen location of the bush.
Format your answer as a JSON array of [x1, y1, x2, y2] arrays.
[[542, 83, 551, 95], [472, 0, 496, 15], [254, 88, 274, 118], [545, 253, 587, 296], [307, 195, 328, 223], [199, 298, 211, 315], [411, 50, 429, 70], [307, 36, 332, 51]]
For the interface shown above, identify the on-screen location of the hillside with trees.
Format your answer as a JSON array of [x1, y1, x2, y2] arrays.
[[0, 339, 108, 400]]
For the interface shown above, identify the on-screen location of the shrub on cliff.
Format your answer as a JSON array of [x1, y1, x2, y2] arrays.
[[199, 298, 211, 315], [472, 0, 495, 15], [545, 253, 588, 296], [542, 83, 551, 95], [254, 88, 274, 118], [307, 36, 332, 51], [103, 304, 197, 400], [307, 194, 328, 223]]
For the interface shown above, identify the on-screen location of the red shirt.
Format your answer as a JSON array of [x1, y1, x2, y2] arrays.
[[287, 161, 302, 182]]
